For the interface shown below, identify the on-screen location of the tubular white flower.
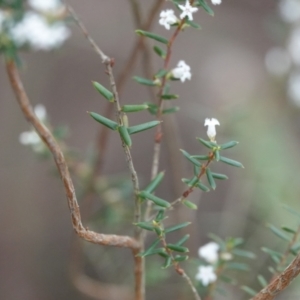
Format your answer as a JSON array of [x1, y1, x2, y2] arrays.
[[178, 0, 198, 20], [211, 0, 222, 5], [195, 265, 217, 286], [159, 9, 177, 30], [204, 118, 220, 142], [172, 60, 192, 82], [198, 242, 219, 263]]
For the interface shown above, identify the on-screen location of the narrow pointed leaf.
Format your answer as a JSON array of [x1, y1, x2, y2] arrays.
[[162, 107, 180, 114], [231, 249, 256, 259], [206, 168, 216, 190], [121, 104, 149, 112], [240, 286, 257, 297], [165, 222, 191, 234], [161, 94, 179, 100], [196, 181, 210, 192], [220, 156, 244, 168], [133, 76, 157, 86], [134, 222, 154, 231], [197, 138, 216, 149], [180, 149, 201, 167], [135, 30, 168, 44], [185, 20, 201, 29], [261, 247, 283, 259], [155, 210, 165, 222], [139, 191, 171, 208], [141, 248, 168, 257], [183, 200, 198, 210], [257, 275, 268, 288], [176, 234, 190, 246], [192, 155, 210, 161], [174, 255, 189, 262], [167, 244, 189, 253], [92, 81, 114, 102], [211, 172, 228, 180], [226, 262, 250, 271], [162, 256, 172, 269], [139, 238, 160, 257], [128, 120, 160, 135], [154, 227, 163, 236], [89, 112, 118, 130], [194, 165, 201, 176], [281, 226, 297, 234], [197, 0, 214, 16], [155, 69, 168, 78], [220, 141, 239, 150], [153, 45, 166, 58], [215, 150, 220, 161], [118, 126, 132, 147], [144, 171, 165, 193], [282, 204, 300, 219], [267, 224, 290, 241]]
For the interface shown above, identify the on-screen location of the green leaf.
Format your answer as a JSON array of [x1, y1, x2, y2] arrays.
[[174, 255, 189, 262], [240, 286, 257, 297], [167, 244, 189, 253], [185, 20, 201, 29], [197, 138, 216, 149], [196, 181, 210, 192], [180, 149, 201, 167], [211, 172, 228, 180], [127, 120, 160, 135], [133, 76, 158, 86], [219, 275, 237, 285], [135, 30, 168, 44], [92, 81, 114, 102], [215, 150, 220, 161], [192, 155, 210, 161], [163, 83, 170, 95], [118, 125, 132, 147], [154, 227, 163, 236], [176, 234, 190, 246], [197, 0, 214, 16], [282, 204, 300, 219], [134, 222, 154, 231], [231, 249, 256, 259], [290, 242, 300, 255], [155, 210, 165, 222], [153, 45, 166, 58], [89, 112, 118, 130], [281, 226, 297, 234], [182, 177, 198, 187], [155, 69, 168, 79], [162, 107, 180, 114], [206, 168, 216, 190], [220, 141, 239, 150], [183, 200, 198, 210], [161, 94, 179, 100], [266, 224, 290, 241], [139, 191, 171, 208], [121, 104, 149, 113], [139, 238, 160, 257], [261, 247, 283, 259], [219, 156, 244, 168], [226, 262, 250, 271], [144, 171, 165, 193], [165, 222, 191, 234], [257, 275, 268, 288], [162, 256, 172, 269]]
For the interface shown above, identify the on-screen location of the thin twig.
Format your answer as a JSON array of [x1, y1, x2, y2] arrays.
[[251, 252, 300, 300], [5, 59, 139, 251]]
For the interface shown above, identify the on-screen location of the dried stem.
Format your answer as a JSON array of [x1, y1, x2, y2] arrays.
[[251, 252, 300, 300], [5, 59, 139, 251]]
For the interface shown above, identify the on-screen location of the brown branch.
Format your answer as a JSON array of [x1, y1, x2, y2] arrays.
[[251, 252, 300, 300], [5, 59, 139, 250]]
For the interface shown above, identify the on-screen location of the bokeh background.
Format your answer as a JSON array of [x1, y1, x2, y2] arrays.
[[1, 0, 300, 299]]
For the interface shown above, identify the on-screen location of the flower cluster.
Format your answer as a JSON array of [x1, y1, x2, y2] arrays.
[[0, 0, 70, 52], [265, 0, 300, 106]]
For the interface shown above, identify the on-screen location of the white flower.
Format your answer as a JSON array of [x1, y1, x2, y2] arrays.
[[19, 131, 41, 145], [204, 118, 220, 142], [34, 104, 47, 121], [198, 242, 219, 263], [220, 252, 233, 261], [211, 0, 222, 5], [172, 60, 192, 82], [195, 265, 217, 286], [10, 12, 70, 51], [159, 9, 177, 30], [28, 0, 63, 13], [279, 0, 300, 23], [178, 0, 198, 20]]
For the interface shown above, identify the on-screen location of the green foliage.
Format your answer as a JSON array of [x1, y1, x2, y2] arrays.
[[89, 112, 118, 130], [135, 30, 168, 44], [133, 76, 158, 86], [127, 120, 160, 135], [153, 45, 166, 59], [121, 104, 149, 113], [93, 81, 114, 102]]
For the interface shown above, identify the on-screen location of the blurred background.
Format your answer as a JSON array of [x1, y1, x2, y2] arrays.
[[1, 0, 300, 299]]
